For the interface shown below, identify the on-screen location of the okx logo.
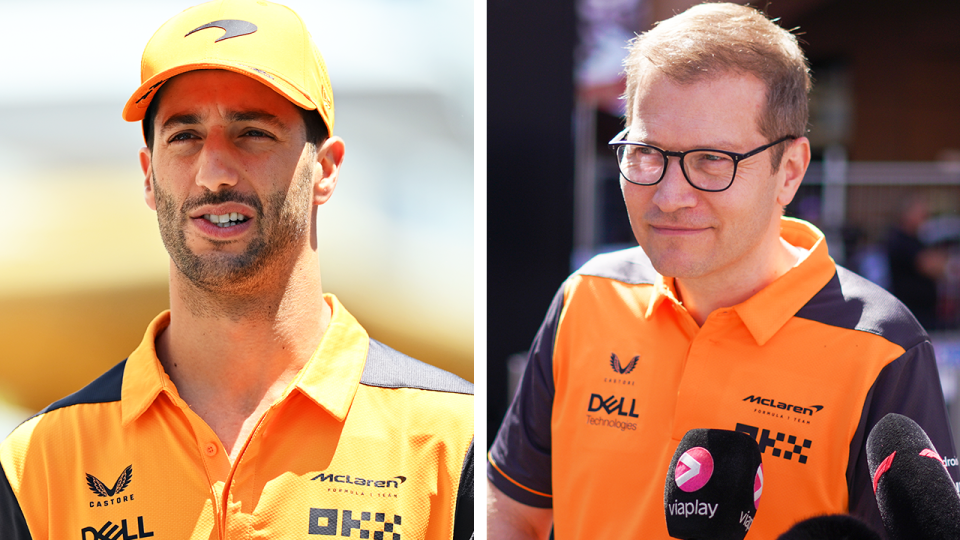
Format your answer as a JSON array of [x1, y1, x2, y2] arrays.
[[609, 353, 638, 375], [309, 508, 402, 539], [736, 423, 813, 464], [80, 516, 153, 540]]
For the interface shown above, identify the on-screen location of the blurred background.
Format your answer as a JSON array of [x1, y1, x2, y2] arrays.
[[488, 0, 960, 449], [0, 0, 473, 433]]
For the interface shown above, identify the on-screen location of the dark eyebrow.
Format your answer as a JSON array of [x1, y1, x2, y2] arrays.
[[160, 113, 202, 133], [226, 110, 287, 130], [159, 110, 288, 133]]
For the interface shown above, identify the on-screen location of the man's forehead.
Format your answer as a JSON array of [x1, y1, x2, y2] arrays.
[[628, 68, 767, 147], [632, 61, 765, 98], [154, 69, 302, 119]]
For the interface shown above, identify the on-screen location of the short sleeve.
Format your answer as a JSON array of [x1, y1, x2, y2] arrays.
[[487, 285, 565, 508]]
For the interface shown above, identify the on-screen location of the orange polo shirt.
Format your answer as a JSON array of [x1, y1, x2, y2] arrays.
[[1, 294, 473, 540], [489, 218, 958, 538]]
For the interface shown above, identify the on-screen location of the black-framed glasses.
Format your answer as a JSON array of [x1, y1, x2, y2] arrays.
[[608, 128, 796, 192]]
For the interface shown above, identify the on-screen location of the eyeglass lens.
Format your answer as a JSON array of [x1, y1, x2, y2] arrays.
[[615, 146, 735, 191]]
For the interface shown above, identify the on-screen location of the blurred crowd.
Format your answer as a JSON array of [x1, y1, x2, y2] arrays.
[[847, 196, 960, 332]]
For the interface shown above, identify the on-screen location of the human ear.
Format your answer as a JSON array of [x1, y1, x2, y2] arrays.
[[140, 147, 157, 211], [313, 136, 345, 206], [776, 137, 811, 207]]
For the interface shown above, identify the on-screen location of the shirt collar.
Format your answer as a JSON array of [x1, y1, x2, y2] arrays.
[[736, 218, 835, 345], [121, 293, 368, 426], [121, 311, 173, 426], [288, 294, 368, 421], [646, 274, 680, 319], [644, 217, 837, 345]]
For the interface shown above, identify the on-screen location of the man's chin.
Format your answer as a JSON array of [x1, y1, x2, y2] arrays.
[[646, 253, 714, 281], [172, 253, 265, 290]]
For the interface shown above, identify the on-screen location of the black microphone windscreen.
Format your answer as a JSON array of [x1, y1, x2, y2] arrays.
[[664, 429, 763, 540], [776, 514, 882, 540], [865, 413, 960, 540]]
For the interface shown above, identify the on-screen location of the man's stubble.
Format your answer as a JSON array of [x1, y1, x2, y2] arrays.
[[152, 158, 315, 319]]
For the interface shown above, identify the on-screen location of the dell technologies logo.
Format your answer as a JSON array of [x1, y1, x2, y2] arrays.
[[588, 393, 639, 418], [80, 516, 153, 540], [586, 393, 639, 431]]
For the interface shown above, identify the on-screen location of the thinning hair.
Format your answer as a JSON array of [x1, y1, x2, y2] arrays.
[[623, 2, 810, 168]]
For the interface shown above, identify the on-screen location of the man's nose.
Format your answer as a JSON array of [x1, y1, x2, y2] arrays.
[[650, 157, 698, 213], [195, 130, 240, 192]]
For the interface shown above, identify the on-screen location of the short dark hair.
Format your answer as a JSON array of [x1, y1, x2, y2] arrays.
[[298, 107, 329, 147], [143, 80, 329, 151]]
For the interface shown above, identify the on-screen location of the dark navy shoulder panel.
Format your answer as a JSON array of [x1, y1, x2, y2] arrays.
[[361, 340, 473, 395], [452, 439, 474, 540], [574, 246, 659, 285], [794, 266, 927, 350], [0, 462, 31, 539], [487, 284, 564, 507], [41, 360, 126, 415], [846, 339, 956, 530]]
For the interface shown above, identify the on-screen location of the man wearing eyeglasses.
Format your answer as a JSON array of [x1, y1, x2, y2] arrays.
[[488, 3, 957, 539]]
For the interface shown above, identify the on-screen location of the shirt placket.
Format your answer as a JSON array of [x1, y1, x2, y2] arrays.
[[169, 394, 281, 540], [671, 308, 740, 441], [194, 397, 287, 540]]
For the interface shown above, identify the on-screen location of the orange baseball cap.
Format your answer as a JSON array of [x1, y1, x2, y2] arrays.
[[122, 0, 334, 134]]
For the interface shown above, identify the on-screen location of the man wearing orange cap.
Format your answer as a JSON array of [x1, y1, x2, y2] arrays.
[[0, 1, 473, 539]]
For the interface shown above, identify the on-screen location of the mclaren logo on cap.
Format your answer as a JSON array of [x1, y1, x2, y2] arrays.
[[185, 19, 258, 42], [135, 80, 166, 105]]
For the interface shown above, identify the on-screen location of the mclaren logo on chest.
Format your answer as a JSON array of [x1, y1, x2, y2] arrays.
[[311, 473, 406, 489], [743, 395, 824, 417]]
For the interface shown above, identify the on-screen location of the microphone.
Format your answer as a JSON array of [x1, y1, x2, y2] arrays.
[[776, 514, 881, 540], [865, 413, 960, 540], [664, 429, 763, 540]]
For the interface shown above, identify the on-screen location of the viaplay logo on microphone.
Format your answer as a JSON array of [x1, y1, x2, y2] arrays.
[[665, 429, 762, 540], [676, 447, 714, 492], [668, 447, 719, 519], [754, 464, 763, 509]]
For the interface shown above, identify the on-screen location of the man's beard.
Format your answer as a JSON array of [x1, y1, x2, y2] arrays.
[[153, 164, 314, 295]]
